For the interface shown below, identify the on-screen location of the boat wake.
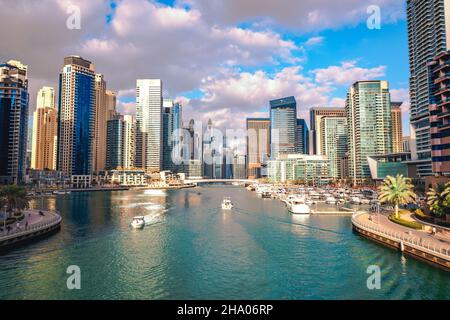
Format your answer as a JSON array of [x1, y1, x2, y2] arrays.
[[143, 213, 166, 226], [141, 189, 167, 197]]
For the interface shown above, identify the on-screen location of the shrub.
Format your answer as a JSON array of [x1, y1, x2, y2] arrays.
[[388, 214, 423, 230]]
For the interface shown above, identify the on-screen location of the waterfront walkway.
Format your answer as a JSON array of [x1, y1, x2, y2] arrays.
[[352, 212, 450, 266], [0, 210, 61, 241]]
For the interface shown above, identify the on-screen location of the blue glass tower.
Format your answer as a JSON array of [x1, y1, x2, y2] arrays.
[[270, 96, 297, 158], [296, 119, 309, 155]]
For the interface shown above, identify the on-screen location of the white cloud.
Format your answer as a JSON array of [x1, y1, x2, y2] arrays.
[[304, 36, 325, 46], [314, 61, 386, 86]]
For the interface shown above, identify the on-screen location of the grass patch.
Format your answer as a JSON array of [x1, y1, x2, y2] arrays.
[[389, 214, 423, 230]]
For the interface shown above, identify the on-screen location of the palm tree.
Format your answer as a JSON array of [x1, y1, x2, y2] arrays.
[[378, 174, 416, 218], [0, 185, 29, 218], [426, 182, 450, 218]]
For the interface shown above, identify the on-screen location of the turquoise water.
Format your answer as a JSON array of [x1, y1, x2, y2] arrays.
[[0, 185, 449, 300]]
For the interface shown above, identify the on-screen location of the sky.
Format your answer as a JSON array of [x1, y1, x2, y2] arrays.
[[0, 0, 411, 134]]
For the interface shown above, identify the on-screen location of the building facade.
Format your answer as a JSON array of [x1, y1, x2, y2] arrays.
[[162, 99, 174, 171], [267, 154, 331, 186], [136, 79, 162, 172], [309, 107, 346, 155], [321, 117, 348, 179], [346, 81, 393, 184], [31, 87, 58, 170], [246, 118, 270, 179], [93, 74, 108, 173], [430, 50, 450, 175], [106, 114, 136, 170], [391, 102, 404, 153], [57, 56, 96, 176], [0, 60, 29, 184], [270, 96, 297, 157], [407, 0, 450, 177], [296, 119, 309, 154]]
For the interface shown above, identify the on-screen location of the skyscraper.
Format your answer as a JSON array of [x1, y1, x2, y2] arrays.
[[93, 73, 108, 173], [430, 50, 450, 175], [106, 115, 124, 170], [407, 0, 450, 177], [270, 96, 297, 157], [123, 115, 136, 169], [31, 86, 58, 170], [57, 56, 96, 176], [162, 98, 174, 171], [0, 60, 29, 184], [321, 117, 347, 179], [246, 118, 270, 179], [136, 79, 162, 172], [309, 107, 346, 155], [105, 90, 117, 119], [346, 80, 392, 184], [296, 119, 309, 154], [391, 102, 404, 153]]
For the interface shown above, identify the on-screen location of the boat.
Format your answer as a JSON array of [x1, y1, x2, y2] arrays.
[[261, 191, 272, 198], [350, 196, 361, 204], [288, 200, 311, 214], [221, 197, 233, 210], [131, 216, 145, 229], [325, 196, 337, 204], [360, 198, 371, 205]]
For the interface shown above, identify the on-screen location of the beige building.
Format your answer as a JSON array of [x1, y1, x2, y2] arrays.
[[246, 118, 271, 179], [93, 74, 107, 173], [309, 107, 346, 155], [31, 87, 58, 170], [391, 102, 403, 153]]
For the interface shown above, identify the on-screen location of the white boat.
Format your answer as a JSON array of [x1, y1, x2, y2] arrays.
[[325, 196, 337, 204], [261, 191, 272, 198], [350, 197, 361, 204], [289, 200, 311, 214], [221, 197, 233, 210], [131, 216, 145, 229]]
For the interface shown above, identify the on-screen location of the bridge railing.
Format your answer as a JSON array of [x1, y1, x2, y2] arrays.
[[352, 212, 450, 260], [0, 212, 62, 242]]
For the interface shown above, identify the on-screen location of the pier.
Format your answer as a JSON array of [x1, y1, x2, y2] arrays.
[[352, 212, 450, 271], [0, 210, 62, 251]]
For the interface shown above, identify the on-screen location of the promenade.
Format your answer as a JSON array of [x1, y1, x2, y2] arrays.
[[0, 210, 61, 249], [352, 211, 450, 270]]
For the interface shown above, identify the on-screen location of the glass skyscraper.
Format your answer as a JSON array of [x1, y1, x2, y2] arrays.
[[296, 119, 309, 155], [346, 80, 392, 184], [162, 99, 174, 171], [321, 117, 347, 179], [0, 60, 29, 184], [270, 96, 297, 157]]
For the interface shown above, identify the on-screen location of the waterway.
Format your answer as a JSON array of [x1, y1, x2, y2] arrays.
[[0, 185, 448, 299]]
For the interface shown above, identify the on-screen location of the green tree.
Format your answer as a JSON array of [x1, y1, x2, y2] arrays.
[[378, 174, 416, 218], [0, 185, 29, 217], [426, 182, 450, 218]]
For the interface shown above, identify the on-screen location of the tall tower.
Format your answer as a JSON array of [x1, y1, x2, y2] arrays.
[[31, 86, 58, 170], [0, 60, 29, 184], [270, 96, 297, 158], [57, 56, 96, 176], [321, 117, 348, 179], [407, 0, 450, 177], [162, 98, 174, 171], [309, 107, 346, 155], [135, 79, 162, 172], [346, 80, 392, 185], [391, 102, 404, 153], [246, 118, 270, 179], [93, 73, 108, 173]]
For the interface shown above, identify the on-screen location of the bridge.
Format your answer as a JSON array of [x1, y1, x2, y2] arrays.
[[184, 178, 257, 185]]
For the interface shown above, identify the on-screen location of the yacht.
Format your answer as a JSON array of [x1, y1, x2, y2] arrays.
[[221, 197, 233, 210], [261, 191, 272, 198], [360, 198, 371, 205], [325, 196, 337, 204], [131, 216, 145, 229], [288, 200, 311, 215], [350, 196, 361, 204]]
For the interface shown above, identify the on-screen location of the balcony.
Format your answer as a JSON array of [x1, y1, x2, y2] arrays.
[[434, 85, 450, 96], [434, 73, 450, 84]]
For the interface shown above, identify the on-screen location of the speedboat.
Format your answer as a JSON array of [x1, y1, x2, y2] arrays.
[[261, 191, 271, 198], [350, 197, 361, 204], [325, 196, 337, 204], [131, 216, 145, 229], [289, 200, 311, 215], [221, 197, 233, 210]]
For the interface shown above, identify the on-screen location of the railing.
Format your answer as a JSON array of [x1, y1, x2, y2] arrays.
[[352, 212, 450, 260], [0, 212, 62, 242]]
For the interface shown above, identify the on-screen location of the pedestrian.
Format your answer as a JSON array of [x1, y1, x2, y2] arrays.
[[25, 221, 28, 230]]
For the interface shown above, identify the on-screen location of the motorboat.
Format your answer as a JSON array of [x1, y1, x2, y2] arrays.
[[360, 198, 371, 205], [221, 197, 233, 210], [350, 197, 361, 204], [131, 216, 145, 229], [325, 196, 337, 204], [288, 200, 311, 215], [261, 191, 272, 198]]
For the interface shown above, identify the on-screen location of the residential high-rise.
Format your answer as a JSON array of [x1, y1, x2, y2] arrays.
[[296, 119, 309, 154], [135, 79, 162, 172], [407, 0, 450, 177], [403, 136, 411, 153], [391, 102, 404, 153], [270, 96, 297, 157], [106, 114, 136, 170], [105, 90, 117, 119], [321, 117, 347, 179], [162, 99, 174, 171], [0, 60, 29, 184], [346, 80, 392, 184], [57, 56, 96, 176], [309, 107, 346, 155], [430, 50, 450, 175], [93, 74, 108, 173], [203, 119, 223, 178], [31, 86, 58, 170], [246, 118, 270, 179]]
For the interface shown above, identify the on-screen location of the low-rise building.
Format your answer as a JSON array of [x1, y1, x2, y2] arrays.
[[267, 154, 331, 185]]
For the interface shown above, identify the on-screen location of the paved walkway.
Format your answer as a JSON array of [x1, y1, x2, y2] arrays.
[[0, 210, 58, 237], [356, 212, 450, 249]]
